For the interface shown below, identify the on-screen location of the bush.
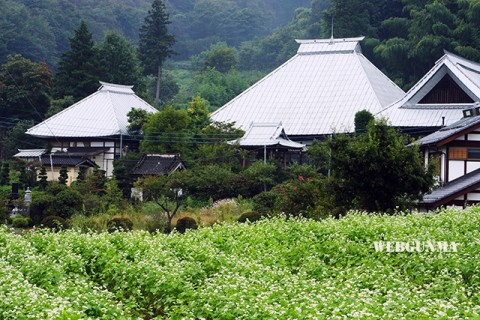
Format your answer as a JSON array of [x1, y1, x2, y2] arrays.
[[11, 216, 31, 228], [29, 192, 55, 225], [175, 217, 198, 234], [237, 210, 262, 223], [40, 215, 69, 230], [252, 191, 277, 214], [273, 176, 322, 217], [107, 217, 134, 232], [51, 189, 83, 219]]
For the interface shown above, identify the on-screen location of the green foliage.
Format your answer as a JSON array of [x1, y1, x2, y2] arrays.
[[241, 161, 277, 195], [97, 31, 144, 91], [11, 216, 31, 228], [140, 106, 191, 155], [58, 165, 68, 185], [45, 96, 75, 118], [174, 216, 198, 233], [237, 210, 262, 223], [203, 43, 238, 73], [29, 192, 55, 225], [252, 191, 277, 215], [0, 162, 9, 185], [329, 119, 435, 213], [273, 176, 323, 217], [107, 217, 133, 232], [354, 109, 374, 134], [40, 215, 69, 230], [0, 208, 479, 318], [37, 167, 48, 190], [53, 20, 100, 101], [186, 96, 211, 132], [0, 54, 52, 121], [51, 189, 83, 219]]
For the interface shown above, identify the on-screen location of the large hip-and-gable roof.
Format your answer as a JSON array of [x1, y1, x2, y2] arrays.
[[26, 82, 158, 138], [211, 37, 404, 136]]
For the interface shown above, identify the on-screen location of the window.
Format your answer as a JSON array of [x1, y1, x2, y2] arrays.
[[450, 147, 467, 159], [449, 147, 480, 160]]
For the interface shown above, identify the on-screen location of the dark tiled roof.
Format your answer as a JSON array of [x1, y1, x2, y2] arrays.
[[66, 147, 110, 156], [130, 154, 185, 176], [417, 114, 480, 146], [40, 154, 97, 167], [421, 168, 480, 206]]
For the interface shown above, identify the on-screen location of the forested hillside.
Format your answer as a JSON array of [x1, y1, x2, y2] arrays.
[[0, 0, 311, 66]]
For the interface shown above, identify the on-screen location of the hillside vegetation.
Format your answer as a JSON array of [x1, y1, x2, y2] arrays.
[[1, 208, 479, 318]]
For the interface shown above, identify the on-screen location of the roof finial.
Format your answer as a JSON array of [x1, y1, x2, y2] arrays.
[[330, 15, 334, 40]]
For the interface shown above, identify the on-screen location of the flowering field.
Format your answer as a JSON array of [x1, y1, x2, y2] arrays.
[[1, 208, 480, 319]]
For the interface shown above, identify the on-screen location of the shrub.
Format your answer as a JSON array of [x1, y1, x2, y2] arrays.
[[237, 210, 262, 223], [273, 176, 322, 217], [29, 192, 55, 225], [51, 189, 83, 219], [11, 216, 31, 228], [40, 215, 69, 230], [107, 217, 133, 232], [175, 217, 198, 234], [252, 191, 277, 214]]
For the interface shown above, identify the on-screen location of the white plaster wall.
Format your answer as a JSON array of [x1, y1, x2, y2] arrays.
[[448, 160, 464, 181]]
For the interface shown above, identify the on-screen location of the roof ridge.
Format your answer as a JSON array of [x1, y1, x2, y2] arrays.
[[105, 90, 123, 135]]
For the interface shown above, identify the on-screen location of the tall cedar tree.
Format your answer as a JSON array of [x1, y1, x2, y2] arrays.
[[138, 0, 175, 103], [54, 21, 99, 101]]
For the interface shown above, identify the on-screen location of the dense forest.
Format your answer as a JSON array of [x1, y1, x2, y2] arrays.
[[1, 0, 480, 159]]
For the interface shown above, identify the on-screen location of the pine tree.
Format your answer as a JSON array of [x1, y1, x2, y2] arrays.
[[138, 0, 175, 103], [38, 166, 48, 190], [58, 165, 68, 185], [54, 20, 99, 101]]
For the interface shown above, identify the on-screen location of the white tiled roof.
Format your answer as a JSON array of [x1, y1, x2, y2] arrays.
[[230, 122, 306, 149], [211, 37, 404, 136], [378, 51, 480, 128], [26, 82, 158, 138], [13, 149, 46, 157]]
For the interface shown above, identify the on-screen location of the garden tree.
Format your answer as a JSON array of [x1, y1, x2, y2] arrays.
[[140, 107, 191, 156], [138, 172, 185, 232], [38, 166, 48, 190], [0, 54, 52, 121], [0, 161, 9, 185], [58, 165, 68, 185], [187, 96, 211, 132], [76, 165, 88, 182], [104, 178, 124, 210], [97, 31, 144, 91], [127, 108, 149, 136], [138, 0, 176, 103], [241, 161, 277, 195], [192, 121, 244, 168], [328, 119, 435, 213], [113, 152, 142, 198], [306, 139, 331, 176], [354, 110, 374, 134], [54, 20, 100, 101]]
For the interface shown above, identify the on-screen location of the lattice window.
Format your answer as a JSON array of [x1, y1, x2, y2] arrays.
[[450, 147, 467, 159]]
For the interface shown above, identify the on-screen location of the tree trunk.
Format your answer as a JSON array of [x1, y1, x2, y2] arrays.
[[155, 65, 161, 103]]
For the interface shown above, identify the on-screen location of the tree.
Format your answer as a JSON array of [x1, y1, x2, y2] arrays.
[[97, 31, 144, 91], [38, 166, 48, 190], [0, 54, 52, 122], [58, 165, 68, 185], [138, 173, 184, 232], [354, 109, 374, 134], [138, 0, 175, 103], [54, 20, 100, 101], [0, 162, 9, 185], [140, 107, 191, 156], [203, 44, 238, 73], [328, 119, 434, 213]]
